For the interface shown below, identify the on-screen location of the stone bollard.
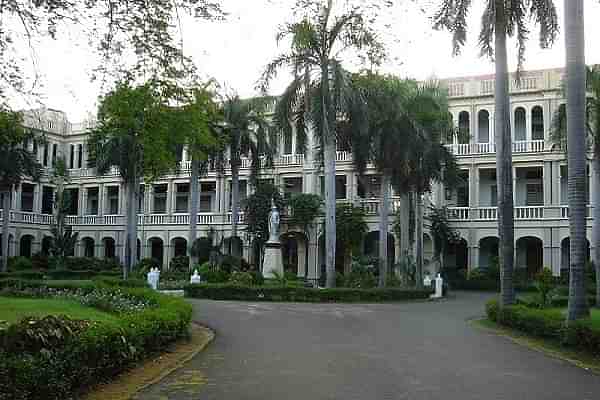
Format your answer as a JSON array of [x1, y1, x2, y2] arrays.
[[190, 269, 201, 285], [432, 273, 443, 298]]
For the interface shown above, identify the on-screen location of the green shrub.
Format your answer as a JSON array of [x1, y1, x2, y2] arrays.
[[228, 271, 254, 286], [169, 256, 190, 273], [485, 299, 600, 356], [185, 283, 432, 303], [0, 283, 192, 400], [8, 257, 33, 271], [198, 262, 230, 283], [134, 258, 161, 277], [0, 270, 45, 280], [31, 254, 50, 270], [94, 276, 149, 289], [534, 268, 557, 308]]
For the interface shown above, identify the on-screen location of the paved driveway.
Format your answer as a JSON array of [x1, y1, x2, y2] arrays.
[[136, 292, 600, 399]]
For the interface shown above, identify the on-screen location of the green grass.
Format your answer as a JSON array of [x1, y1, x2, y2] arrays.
[[0, 296, 119, 325]]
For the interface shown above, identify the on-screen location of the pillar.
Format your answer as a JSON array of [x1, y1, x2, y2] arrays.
[[468, 165, 478, 208], [543, 161, 552, 207], [98, 184, 105, 216], [166, 180, 174, 215]]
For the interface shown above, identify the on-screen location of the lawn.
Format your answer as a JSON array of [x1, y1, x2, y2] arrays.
[[0, 296, 119, 325]]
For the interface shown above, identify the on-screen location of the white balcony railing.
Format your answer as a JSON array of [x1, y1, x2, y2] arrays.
[[336, 151, 352, 162], [515, 206, 544, 219], [476, 207, 498, 220], [447, 207, 470, 221], [445, 140, 546, 156], [513, 140, 544, 153], [278, 154, 304, 166]]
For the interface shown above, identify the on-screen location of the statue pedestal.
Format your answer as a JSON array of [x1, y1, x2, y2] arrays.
[[262, 240, 284, 279]]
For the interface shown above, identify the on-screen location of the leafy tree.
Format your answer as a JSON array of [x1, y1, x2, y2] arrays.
[[0, 108, 41, 271], [434, 0, 559, 306], [170, 84, 222, 267], [242, 182, 285, 270], [564, 0, 590, 321], [260, 0, 384, 287], [335, 203, 368, 275], [550, 65, 600, 309], [288, 193, 322, 278], [88, 79, 181, 279], [221, 95, 276, 256], [0, 0, 224, 99], [427, 205, 461, 273], [49, 158, 78, 269]]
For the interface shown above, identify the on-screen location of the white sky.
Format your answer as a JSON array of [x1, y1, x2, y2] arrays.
[[12, 0, 600, 122]]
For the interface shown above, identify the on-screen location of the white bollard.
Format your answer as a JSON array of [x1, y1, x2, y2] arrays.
[[432, 273, 444, 298]]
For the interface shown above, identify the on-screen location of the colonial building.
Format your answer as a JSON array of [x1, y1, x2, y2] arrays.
[[0, 68, 587, 279]]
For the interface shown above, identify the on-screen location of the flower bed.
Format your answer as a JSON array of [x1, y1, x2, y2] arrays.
[[0, 279, 192, 400], [185, 283, 432, 303], [485, 299, 600, 357]]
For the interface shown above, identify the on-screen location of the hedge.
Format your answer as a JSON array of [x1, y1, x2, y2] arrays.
[[0, 269, 121, 281], [485, 299, 600, 356], [185, 283, 432, 302], [0, 281, 192, 400]]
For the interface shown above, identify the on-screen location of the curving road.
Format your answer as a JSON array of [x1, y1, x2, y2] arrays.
[[136, 292, 600, 399]]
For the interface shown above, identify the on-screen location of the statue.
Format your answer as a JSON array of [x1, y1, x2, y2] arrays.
[[268, 198, 280, 242]]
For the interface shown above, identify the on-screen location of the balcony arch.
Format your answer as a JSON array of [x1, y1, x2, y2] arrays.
[[102, 237, 116, 259], [516, 236, 543, 277], [514, 107, 527, 141], [478, 236, 499, 270], [171, 237, 188, 258], [477, 110, 490, 143], [81, 237, 95, 258], [148, 237, 164, 267], [19, 234, 34, 257], [444, 237, 468, 272]]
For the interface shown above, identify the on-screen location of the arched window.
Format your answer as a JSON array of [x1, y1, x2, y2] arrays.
[[531, 106, 544, 140], [458, 111, 470, 144], [478, 110, 490, 143], [514, 107, 527, 141]]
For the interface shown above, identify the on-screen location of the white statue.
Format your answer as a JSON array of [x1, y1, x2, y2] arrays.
[[190, 269, 201, 284], [268, 198, 280, 242]]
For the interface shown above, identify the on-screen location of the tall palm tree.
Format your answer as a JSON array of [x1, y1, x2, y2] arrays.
[[0, 109, 41, 271], [89, 80, 179, 278], [565, 0, 590, 321], [550, 65, 600, 309], [259, 0, 383, 287], [434, 0, 559, 306], [221, 95, 276, 257]]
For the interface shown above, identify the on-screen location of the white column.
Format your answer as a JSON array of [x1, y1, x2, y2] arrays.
[[166, 181, 174, 215], [526, 106, 533, 142], [98, 184, 105, 216], [543, 161, 552, 207]]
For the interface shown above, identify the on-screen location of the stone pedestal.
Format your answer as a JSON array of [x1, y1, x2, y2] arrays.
[[263, 240, 284, 278]]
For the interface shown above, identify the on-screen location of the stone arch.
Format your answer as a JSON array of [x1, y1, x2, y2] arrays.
[[514, 106, 527, 140], [41, 236, 53, 256], [560, 237, 591, 273], [148, 237, 164, 267], [363, 230, 396, 269], [281, 231, 308, 276], [192, 237, 213, 265], [479, 236, 499, 270], [19, 234, 35, 257], [478, 109, 490, 143], [170, 237, 188, 258], [444, 237, 469, 271], [81, 237, 95, 258], [102, 237, 116, 259], [516, 236, 543, 277]]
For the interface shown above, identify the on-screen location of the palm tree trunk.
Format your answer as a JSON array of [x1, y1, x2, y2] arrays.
[[494, 0, 515, 306], [566, 0, 590, 321], [230, 164, 240, 256], [400, 193, 410, 263], [593, 156, 600, 308], [124, 179, 135, 280], [1, 189, 10, 272], [378, 172, 390, 287], [189, 159, 200, 269], [415, 191, 424, 289]]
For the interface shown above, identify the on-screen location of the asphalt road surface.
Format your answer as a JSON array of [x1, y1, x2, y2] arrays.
[[136, 292, 600, 399]]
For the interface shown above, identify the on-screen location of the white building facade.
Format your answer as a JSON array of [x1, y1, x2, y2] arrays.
[[0, 68, 588, 279]]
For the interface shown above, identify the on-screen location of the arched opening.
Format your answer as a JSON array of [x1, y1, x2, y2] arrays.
[[516, 236, 544, 277], [41, 236, 53, 256], [444, 238, 468, 271], [81, 237, 95, 258], [19, 235, 34, 257], [458, 111, 470, 143], [479, 236, 499, 270], [171, 237, 188, 258], [531, 106, 544, 140], [514, 107, 527, 141], [223, 236, 243, 257], [560, 237, 591, 275], [478, 110, 490, 143], [363, 231, 396, 270], [148, 237, 164, 267], [282, 232, 308, 276], [192, 237, 213, 265], [102, 237, 116, 259]]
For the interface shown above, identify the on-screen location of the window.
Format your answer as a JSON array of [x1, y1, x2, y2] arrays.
[[490, 185, 497, 206], [86, 187, 99, 215], [52, 144, 58, 166], [21, 184, 34, 212], [526, 183, 543, 206], [43, 144, 49, 167], [77, 144, 83, 169], [66, 188, 79, 215], [153, 184, 167, 214], [175, 183, 189, 213], [41, 186, 54, 214], [283, 133, 293, 154], [107, 186, 119, 215], [478, 110, 490, 143], [228, 180, 247, 211], [69, 144, 75, 168], [532, 106, 544, 140], [199, 182, 215, 212], [458, 111, 470, 143], [336, 176, 347, 200], [457, 186, 469, 207], [514, 107, 527, 141]]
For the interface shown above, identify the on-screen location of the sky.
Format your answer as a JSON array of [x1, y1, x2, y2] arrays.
[[12, 0, 600, 123]]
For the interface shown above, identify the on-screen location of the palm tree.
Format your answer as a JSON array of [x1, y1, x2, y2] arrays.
[[221, 95, 276, 257], [550, 65, 600, 309], [89, 80, 179, 279], [434, 0, 559, 306], [0, 109, 41, 271], [259, 0, 383, 287], [565, 0, 590, 321]]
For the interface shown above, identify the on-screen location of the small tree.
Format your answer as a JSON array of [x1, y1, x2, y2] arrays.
[[242, 182, 286, 271], [288, 193, 322, 278], [335, 203, 368, 275], [49, 157, 78, 269], [427, 205, 461, 274]]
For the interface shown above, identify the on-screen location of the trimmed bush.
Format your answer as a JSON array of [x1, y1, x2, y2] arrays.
[[0, 281, 192, 400], [485, 299, 600, 356], [185, 283, 432, 303], [7, 257, 33, 271]]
